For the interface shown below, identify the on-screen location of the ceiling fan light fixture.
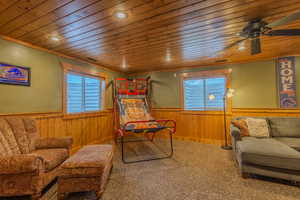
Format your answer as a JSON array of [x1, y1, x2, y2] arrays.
[[238, 42, 245, 51], [238, 46, 245, 51]]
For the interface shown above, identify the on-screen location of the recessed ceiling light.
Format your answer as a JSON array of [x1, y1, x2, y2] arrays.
[[51, 36, 60, 41], [166, 55, 171, 62], [166, 49, 171, 62], [121, 57, 127, 68], [115, 11, 128, 19]]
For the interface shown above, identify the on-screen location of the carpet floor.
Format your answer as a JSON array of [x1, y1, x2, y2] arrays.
[[68, 138, 300, 200], [4, 138, 300, 200]]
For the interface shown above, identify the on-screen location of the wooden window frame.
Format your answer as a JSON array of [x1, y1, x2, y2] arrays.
[[179, 69, 232, 113], [62, 62, 108, 117]]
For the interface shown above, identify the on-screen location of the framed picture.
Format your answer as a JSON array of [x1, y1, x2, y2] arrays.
[[0, 63, 31, 86]]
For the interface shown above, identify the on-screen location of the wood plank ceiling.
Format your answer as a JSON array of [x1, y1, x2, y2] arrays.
[[1, 0, 300, 72]]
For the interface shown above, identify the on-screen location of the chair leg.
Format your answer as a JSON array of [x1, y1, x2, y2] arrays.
[[291, 181, 300, 187], [58, 193, 66, 200], [96, 190, 104, 199], [241, 172, 250, 179], [121, 136, 125, 163], [31, 192, 42, 200]]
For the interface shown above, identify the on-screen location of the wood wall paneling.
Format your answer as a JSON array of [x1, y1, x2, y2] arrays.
[[152, 109, 230, 145], [152, 108, 300, 145], [0, 111, 114, 154], [3, 108, 300, 150], [232, 108, 300, 117]]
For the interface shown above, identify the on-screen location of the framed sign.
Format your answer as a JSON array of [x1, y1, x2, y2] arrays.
[[276, 57, 297, 108], [0, 63, 30, 86]]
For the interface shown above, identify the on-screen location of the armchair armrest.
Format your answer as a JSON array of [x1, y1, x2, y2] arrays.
[[0, 154, 43, 175], [35, 137, 73, 150]]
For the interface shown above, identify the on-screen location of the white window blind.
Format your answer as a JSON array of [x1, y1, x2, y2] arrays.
[[67, 73, 104, 113], [184, 77, 226, 111]]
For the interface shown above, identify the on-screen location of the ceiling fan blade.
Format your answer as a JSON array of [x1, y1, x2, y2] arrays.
[[268, 11, 300, 28], [251, 37, 261, 55], [224, 38, 247, 50], [210, 33, 238, 40], [264, 29, 300, 36]]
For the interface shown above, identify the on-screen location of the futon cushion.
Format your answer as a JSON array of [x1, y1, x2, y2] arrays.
[[31, 148, 68, 172], [237, 137, 300, 171], [268, 118, 300, 137], [275, 137, 300, 151], [60, 144, 113, 178]]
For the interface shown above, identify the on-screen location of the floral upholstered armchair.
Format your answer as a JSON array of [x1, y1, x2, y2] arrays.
[[0, 117, 73, 200]]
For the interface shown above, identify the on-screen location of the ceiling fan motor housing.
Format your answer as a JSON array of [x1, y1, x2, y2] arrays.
[[242, 19, 268, 38], [225, 11, 300, 56]]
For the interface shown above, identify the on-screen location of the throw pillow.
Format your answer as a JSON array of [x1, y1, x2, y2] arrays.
[[232, 119, 250, 137], [245, 118, 270, 138]]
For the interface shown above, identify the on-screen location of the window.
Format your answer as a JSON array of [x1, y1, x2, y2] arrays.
[[183, 77, 226, 111], [66, 72, 105, 113]]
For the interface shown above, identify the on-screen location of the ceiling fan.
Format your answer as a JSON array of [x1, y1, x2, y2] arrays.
[[225, 11, 300, 55]]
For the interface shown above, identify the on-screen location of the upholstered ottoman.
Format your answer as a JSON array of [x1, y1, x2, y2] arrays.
[[58, 144, 113, 199]]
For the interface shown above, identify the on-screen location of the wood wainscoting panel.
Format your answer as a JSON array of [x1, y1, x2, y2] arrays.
[[3, 108, 300, 150], [232, 108, 300, 117], [152, 108, 300, 145], [0, 111, 114, 154], [152, 108, 230, 145]]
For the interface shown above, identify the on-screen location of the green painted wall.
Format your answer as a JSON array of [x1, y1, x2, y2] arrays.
[[1, 37, 299, 112], [0, 38, 123, 113], [134, 57, 300, 108], [231, 60, 277, 108]]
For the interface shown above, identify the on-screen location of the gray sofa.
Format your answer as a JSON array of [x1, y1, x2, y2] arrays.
[[231, 117, 300, 183]]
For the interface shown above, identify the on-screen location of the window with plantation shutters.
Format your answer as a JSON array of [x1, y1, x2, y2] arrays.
[[183, 77, 226, 111], [66, 72, 104, 113]]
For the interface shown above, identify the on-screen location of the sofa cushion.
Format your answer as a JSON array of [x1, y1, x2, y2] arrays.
[[245, 118, 270, 137], [275, 137, 300, 151], [0, 118, 21, 155], [0, 130, 13, 156], [31, 148, 68, 172], [237, 137, 300, 171], [5, 118, 31, 154], [268, 117, 300, 137], [22, 118, 38, 152], [232, 119, 249, 137]]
